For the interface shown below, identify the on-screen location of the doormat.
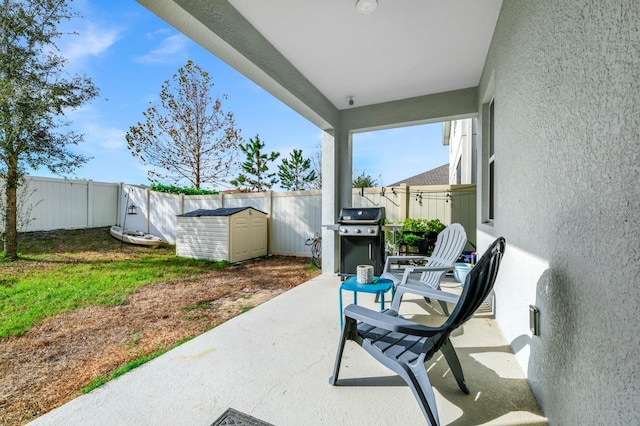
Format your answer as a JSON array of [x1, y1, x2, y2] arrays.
[[211, 408, 274, 426]]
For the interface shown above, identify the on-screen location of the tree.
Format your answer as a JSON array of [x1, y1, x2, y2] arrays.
[[277, 149, 317, 191], [353, 170, 379, 188], [0, 0, 98, 260], [310, 144, 322, 189], [126, 60, 241, 189], [230, 135, 280, 191]]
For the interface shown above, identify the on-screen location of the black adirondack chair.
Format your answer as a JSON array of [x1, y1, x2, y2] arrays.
[[329, 237, 506, 425]]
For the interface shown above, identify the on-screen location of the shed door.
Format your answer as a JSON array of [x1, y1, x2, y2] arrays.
[[230, 213, 267, 262]]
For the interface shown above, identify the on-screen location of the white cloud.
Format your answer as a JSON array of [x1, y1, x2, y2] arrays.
[[80, 122, 128, 152], [145, 28, 173, 40], [65, 106, 127, 153], [136, 34, 188, 64], [61, 22, 122, 64]]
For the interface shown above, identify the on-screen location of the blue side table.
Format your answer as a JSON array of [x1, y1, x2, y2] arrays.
[[339, 276, 395, 328]]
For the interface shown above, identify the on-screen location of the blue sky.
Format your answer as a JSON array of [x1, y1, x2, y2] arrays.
[[31, 0, 449, 189]]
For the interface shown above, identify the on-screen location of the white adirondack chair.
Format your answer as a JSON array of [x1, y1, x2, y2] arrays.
[[381, 223, 467, 314]]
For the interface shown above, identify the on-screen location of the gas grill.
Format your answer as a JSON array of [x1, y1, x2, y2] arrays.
[[337, 207, 386, 277]]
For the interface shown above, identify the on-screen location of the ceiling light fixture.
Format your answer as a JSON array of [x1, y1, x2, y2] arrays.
[[356, 0, 377, 14]]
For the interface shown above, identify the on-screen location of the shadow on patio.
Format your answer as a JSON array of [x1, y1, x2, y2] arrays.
[[30, 274, 546, 426]]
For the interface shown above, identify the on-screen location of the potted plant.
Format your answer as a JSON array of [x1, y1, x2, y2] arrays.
[[402, 233, 422, 246], [398, 218, 446, 255]]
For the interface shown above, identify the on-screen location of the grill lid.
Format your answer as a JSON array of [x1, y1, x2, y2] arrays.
[[338, 207, 385, 224]]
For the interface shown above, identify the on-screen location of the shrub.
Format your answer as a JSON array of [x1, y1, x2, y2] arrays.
[[401, 218, 446, 235], [385, 218, 447, 253], [150, 183, 219, 195]]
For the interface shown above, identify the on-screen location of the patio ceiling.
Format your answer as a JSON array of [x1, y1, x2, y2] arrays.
[[138, 0, 502, 129]]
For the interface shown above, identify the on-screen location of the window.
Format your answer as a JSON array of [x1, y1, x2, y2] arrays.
[[488, 98, 495, 221], [481, 73, 495, 224]]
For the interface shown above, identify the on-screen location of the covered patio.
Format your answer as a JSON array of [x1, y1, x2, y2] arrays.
[[31, 274, 545, 425], [32, 1, 639, 424]]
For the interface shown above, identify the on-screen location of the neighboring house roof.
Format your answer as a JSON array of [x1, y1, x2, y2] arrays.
[[389, 164, 449, 186]]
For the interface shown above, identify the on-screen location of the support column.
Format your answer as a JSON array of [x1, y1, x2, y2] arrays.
[[321, 131, 338, 273], [321, 126, 352, 274], [337, 126, 353, 210]]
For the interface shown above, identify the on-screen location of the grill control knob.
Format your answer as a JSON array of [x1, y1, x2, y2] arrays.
[[340, 227, 348, 233], [368, 228, 376, 234], [355, 228, 362, 234]]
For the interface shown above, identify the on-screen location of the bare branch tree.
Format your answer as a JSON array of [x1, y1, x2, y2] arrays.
[[126, 60, 241, 189]]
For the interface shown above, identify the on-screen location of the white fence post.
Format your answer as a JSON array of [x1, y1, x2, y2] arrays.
[[146, 187, 151, 234], [117, 183, 123, 226], [87, 180, 94, 228]]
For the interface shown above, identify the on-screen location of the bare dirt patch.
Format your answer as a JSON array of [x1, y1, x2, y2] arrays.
[[0, 249, 320, 426]]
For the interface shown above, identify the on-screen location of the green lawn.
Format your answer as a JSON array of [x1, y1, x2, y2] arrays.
[[0, 228, 227, 338]]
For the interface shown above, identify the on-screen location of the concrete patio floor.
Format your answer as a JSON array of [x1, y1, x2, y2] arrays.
[[30, 274, 546, 426]]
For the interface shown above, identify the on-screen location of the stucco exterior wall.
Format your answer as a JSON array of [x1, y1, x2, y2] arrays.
[[478, 1, 640, 423]]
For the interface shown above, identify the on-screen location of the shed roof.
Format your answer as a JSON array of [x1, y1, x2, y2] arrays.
[[178, 207, 266, 217]]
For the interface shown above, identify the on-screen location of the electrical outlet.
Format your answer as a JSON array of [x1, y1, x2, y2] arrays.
[[529, 305, 540, 336]]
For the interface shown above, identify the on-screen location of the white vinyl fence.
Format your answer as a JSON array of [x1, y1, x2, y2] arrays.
[[2, 176, 119, 232], [351, 184, 477, 247], [120, 184, 323, 256], [5, 176, 476, 255]]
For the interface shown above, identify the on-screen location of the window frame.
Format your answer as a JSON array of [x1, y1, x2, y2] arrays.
[[480, 75, 496, 226], [488, 98, 495, 221]]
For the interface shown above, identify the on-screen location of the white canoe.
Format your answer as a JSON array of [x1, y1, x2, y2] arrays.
[[110, 225, 162, 247]]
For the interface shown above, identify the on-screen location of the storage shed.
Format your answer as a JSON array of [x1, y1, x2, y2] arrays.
[[176, 207, 268, 262]]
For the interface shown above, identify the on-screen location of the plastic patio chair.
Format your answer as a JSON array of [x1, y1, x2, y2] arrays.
[[329, 237, 506, 425], [381, 223, 467, 314]]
